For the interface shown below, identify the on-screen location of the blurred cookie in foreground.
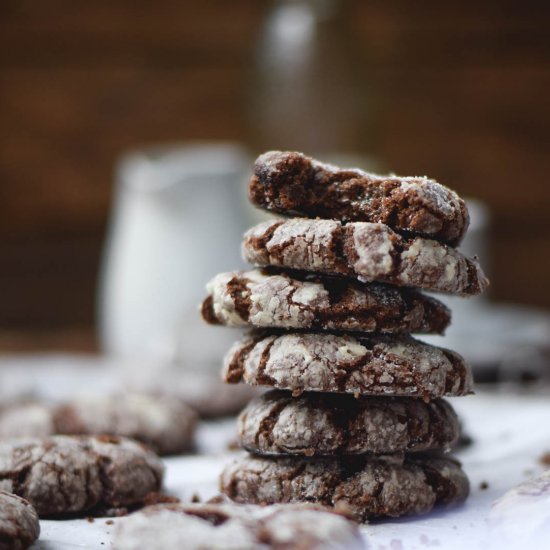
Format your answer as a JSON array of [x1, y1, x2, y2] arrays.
[[112, 501, 365, 550], [0, 394, 197, 455], [489, 470, 550, 547], [0, 435, 164, 517], [0, 491, 40, 550]]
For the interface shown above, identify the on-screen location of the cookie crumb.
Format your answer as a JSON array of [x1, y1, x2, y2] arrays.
[[479, 481, 489, 490], [105, 519, 114, 525], [540, 452, 550, 465], [191, 493, 201, 503], [226, 439, 240, 451], [143, 492, 180, 506], [86, 517, 95, 523]]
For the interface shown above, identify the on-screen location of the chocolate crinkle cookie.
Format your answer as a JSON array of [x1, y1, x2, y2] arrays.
[[112, 501, 365, 550], [221, 453, 469, 522], [0, 435, 164, 517], [250, 151, 469, 246], [224, 332, 472, 400], [202, 269, 450, 335], [0, 491, 40, 550], [243, 218, 488, 296], [238, 390, 460, 456], [0, 394, 197, 456]]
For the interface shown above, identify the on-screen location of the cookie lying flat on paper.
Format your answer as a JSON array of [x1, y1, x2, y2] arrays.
[[202, 269, 450, 335], [221, 453, 469, 521], [0, 435, 163, 516], [224, 332, 472, 400], [238, 390, 459, 456], [0, 394, 197, 456], [112, 501, 365, 550], [0, 491, 40, 550], [242, 219, 488, 296], [250, 151, 469, 246]]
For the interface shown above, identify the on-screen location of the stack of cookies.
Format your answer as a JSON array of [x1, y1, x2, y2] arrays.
[[202, 151, 489, 521]]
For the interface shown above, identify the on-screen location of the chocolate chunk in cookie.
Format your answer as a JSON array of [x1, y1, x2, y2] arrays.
[[243, 219, 488, 296], [0, 435, 164, 517], [238, 390, 459, 456], [0, 491, 40, 550], [0, 394, 197, 456], [202, 269, 450, 335], [113, 501, 364, 550], [224, 332, 472, 400], [250, 151, 469, 246], [221, 453, 469, 521]]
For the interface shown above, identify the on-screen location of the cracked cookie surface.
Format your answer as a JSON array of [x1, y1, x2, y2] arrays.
[[202, 269, 450, 334], [0, 394, 197, 456], [0, 435, 164, 516], [238, 390, 459, 456], [224, 332, 472, 399], [221, 453, 469, 521], [113, 501, 364, 550], [250, 151, 469, 246], [0, 491, 40, 550], [242, 219, 488, 296]]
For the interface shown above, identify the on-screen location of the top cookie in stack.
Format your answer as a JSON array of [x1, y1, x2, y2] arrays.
[[202, 151, 488, 521]]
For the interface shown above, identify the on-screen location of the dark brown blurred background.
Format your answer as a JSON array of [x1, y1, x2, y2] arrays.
[[1, 1, 549, 352]]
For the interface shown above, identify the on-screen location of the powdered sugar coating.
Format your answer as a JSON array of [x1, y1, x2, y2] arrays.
[[0, 491, 40, 550], [0, 436, 164, 516], [202, 269, 451, 335], [243, 219, 488, 296], [238, 390, 459, 456], [250, 151, 469, 245], [221, 453, 469, 521], [223, 332, 472, 399], [113, 501, 364, 550]]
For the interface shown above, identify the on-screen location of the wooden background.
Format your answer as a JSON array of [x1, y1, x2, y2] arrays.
[[1, 1, 549, 351]]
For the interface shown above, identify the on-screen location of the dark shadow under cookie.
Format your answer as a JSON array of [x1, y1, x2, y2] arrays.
[[238, 391, 460, 456]]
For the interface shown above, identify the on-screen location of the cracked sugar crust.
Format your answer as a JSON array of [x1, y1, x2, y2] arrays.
[[223, 332, 472, 400], [0, 435, 164, 517], [0, 394, 197, 456], [202, 269, 450, 335], [242, 219, 488, 296], [220, 453, 469, 522], [0, 492, 40, 550], [238, 390, 459, 456], [250, 151, 469, 246], [113, 501, 364, 550]]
